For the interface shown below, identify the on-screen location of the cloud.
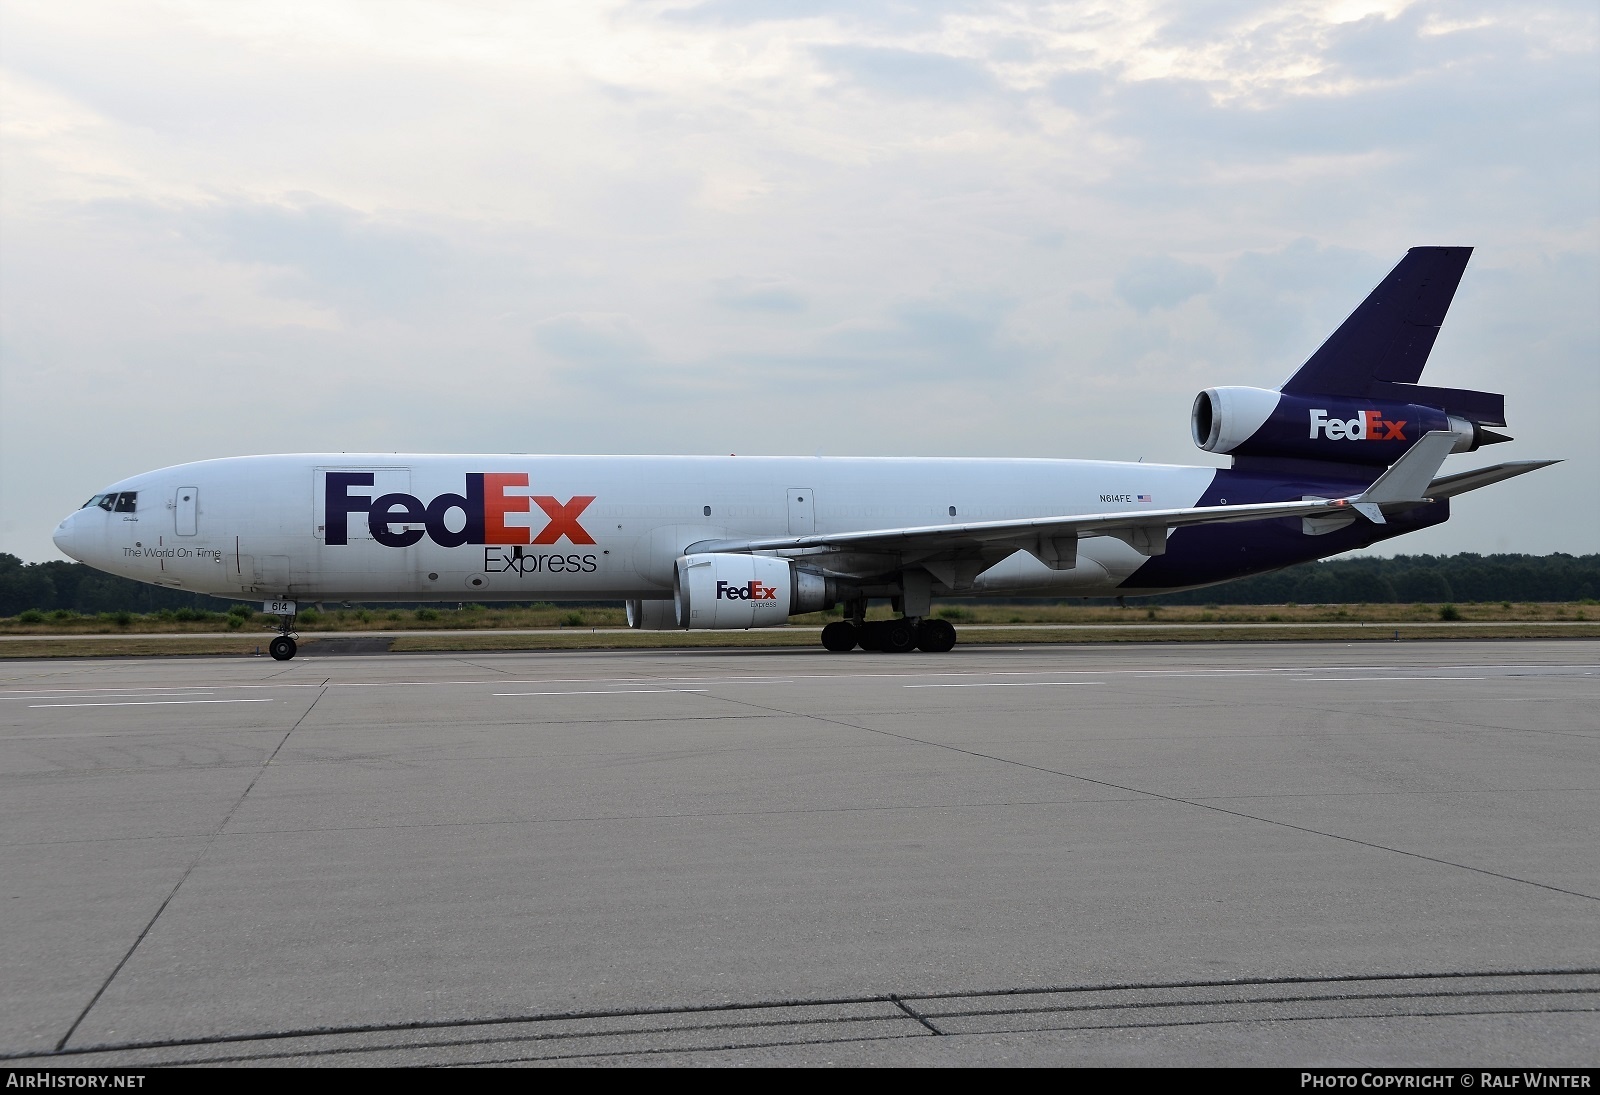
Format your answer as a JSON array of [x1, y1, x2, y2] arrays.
[[1115, 255, 1217, 313], [1319, 6, 1498, 81], [811, 44, 998, 100], [533, 313, 650, 364], [888, 297, 1014, 358], [1145, 0, 1292, 47], [713, 277, 808, 312], [666, 0, 981, 30], [197, 200, 448, 310], [1207, 238, 1388, 377], [1047, 69, 1108, 111], [1104, 9, 1596, 171], [794, 295, 1030, 380], [80, 197, 452, 316], [1, 0, 1595, 560]]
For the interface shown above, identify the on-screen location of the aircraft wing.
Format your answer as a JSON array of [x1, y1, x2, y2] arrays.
[[687, 495, 1361, 570], [1426, 460, 1560, 499], [687, 432, 1468, 577]]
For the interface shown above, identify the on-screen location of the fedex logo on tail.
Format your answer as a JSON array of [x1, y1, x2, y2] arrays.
[[326, 473, 594, 548], [717, 580, 779, 601], [1309, 409, 1407, 442]]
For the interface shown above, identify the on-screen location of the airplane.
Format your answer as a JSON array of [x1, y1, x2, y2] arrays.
[[51, 246, 1556, 660]]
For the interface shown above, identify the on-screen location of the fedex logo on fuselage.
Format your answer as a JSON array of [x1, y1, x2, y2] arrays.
[[717, 580, 778, 601], [1309, 409, 1407, 442], [326, 472, 594, 548]]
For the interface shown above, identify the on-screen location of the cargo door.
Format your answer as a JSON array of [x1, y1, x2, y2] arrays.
[[786, 488, 816, 535], [175, 487, 199, 536], [312, 466, 417, 596]]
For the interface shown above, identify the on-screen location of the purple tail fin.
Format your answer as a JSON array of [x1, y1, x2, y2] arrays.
[[1280, 246, 1505, 426]]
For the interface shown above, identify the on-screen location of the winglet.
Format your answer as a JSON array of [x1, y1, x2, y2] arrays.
[[1348, 430, 1458, 521]]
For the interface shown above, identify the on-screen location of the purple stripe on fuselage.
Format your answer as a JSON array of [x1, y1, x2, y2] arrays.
[[1117, 466, 1450, 592]]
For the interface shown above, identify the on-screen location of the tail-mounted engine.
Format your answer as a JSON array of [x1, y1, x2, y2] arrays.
[[673, 553, 837, 629], [1192, 386, 1507, 466]]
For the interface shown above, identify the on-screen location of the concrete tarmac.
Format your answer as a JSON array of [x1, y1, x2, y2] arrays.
[[1, 641, 1595, 1066]]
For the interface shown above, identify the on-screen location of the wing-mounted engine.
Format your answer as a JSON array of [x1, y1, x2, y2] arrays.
[[625, 598, 679, 630], [1192, 386, 1504, 465], [673, 553, 840, 630]]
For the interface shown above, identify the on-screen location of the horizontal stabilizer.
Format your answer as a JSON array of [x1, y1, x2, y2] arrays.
[[1366, 381, 1506, 427], [1427, 460, 1560, 499]]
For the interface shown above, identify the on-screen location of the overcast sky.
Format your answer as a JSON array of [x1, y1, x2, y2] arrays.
[[2, 0, 1596, 563]]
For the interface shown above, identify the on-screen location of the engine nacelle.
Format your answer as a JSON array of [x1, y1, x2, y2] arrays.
[[625, 599, 679, 630], [1192, 386, 1483, 465], [673, 553, 835, 629]]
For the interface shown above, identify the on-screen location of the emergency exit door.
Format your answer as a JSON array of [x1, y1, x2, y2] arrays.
[[175, 487, 198, 536]]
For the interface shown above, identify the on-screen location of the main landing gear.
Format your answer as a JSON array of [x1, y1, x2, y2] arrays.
[[820, 616, 956, 654], [269, 614, 298, 661]]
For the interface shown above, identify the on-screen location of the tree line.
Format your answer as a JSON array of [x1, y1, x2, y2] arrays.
[[1, 551, 1596, 618], [1125, 552, 1600, 606], [0, 555, 230, 617]]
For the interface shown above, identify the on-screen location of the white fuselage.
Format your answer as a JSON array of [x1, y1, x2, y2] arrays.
[[52, 454, 1219, 602]]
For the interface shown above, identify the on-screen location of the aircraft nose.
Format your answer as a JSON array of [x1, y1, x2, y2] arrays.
[[52, 517, 79, 560]]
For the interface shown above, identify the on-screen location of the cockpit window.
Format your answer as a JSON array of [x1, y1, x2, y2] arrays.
[[95, 495, 114, 511], [113, 492, 138, 513], [82, 495, 103, 509]]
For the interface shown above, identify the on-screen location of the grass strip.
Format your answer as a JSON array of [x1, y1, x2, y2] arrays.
[[3, 624, 1596, 659], [0, 637, 284, 659], [4, 602, 1594, 636]]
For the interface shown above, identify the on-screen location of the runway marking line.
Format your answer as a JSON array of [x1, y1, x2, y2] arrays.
[[903, 682, 1105, 689], [28, 698, 275, 709], [0, 676, 793, 698], [1292, 672, 1491, 678], [2, 686, 236, 694], [340, 676, 798, 690], [4, 691, 217, 702], [495, 689, 711, 697]]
